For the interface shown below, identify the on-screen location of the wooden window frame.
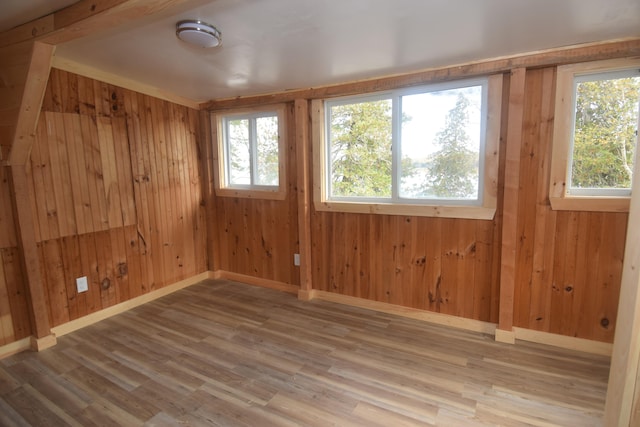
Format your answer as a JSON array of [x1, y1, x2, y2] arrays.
[[311, 74, 503, 220], [211, 104, 287, 200], [550, 58, 640, 213]]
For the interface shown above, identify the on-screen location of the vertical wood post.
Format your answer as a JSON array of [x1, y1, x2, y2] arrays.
[[9, 165, 53, 346], [294, 99, 314, 298], [198, 110, 219, 272], [604, 144, 640, 426], [6, 41, 56, 350], [496, 67, 526, 343]]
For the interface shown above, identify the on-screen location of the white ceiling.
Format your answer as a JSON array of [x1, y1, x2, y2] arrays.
[[2, 0, 640, 103]]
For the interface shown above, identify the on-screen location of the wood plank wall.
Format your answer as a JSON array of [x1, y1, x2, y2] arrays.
[[310, 213, 503, 322], [211, 104, 300, 287], [305, 76, 510, 324], [510, 67, 626, 343], [0, 41, 32, 162], [0, 47, 630, 347], [212, 66, 627, 343], [21, 68, 207, 329], [0, 40, 39, 346]]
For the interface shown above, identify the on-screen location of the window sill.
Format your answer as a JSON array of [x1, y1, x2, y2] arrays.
[[215, 187, 286, 201], [314, 200, 496, 220], [549, 196, 630, 212]]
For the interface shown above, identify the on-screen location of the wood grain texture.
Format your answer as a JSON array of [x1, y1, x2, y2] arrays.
[[212, 103, 300, 287], [510, 68, 626, 344], [0, 166, 17, 249], [0, 248, 31, 343], [603, 102, 640, 425], [24, 69, 208, 328], [498, 67, 526, 333], [294, 99, 313, 291], [311, 213, 501, 323], [0, 280, 611, 426], [0, 41, 34, 161], [7, 41, 54, 166]]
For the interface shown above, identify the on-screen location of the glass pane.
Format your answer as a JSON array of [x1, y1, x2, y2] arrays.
[[571, 75, 640, 191], [227, 118, 251, 185], [255, 116, 279, 186], [400, 86, 482, 199], [329, 99, 392, 198]]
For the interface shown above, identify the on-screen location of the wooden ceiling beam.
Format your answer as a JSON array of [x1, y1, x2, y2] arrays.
[[0, 0, 195, 48]]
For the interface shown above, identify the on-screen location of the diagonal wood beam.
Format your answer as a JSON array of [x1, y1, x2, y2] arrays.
[[7, 42, 54, 167]]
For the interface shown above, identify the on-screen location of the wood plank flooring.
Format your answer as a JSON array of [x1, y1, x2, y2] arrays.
[[0, 279, 610, 426]]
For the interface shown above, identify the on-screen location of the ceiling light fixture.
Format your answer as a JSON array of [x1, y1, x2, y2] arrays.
[[176, 20, 222, 48]]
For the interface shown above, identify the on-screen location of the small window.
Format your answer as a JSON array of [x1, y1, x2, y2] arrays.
[[313, 75, 503, 219], [212, 105, 286, 199], [550, 59, 640, 211]]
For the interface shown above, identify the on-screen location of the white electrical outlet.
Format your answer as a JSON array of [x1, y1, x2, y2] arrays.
[[294, 253, 301, 266], [76, 276, 89, 293]]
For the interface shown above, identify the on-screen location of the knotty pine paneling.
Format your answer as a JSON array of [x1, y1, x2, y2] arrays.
[[307, 67, 625, 342], [212, 103, 300, 287], [27, 69, 207, 327], [0, 247, 31, 344], [307, 76, 509, 324], [311, 213, 501, 322], [511, 67, 626, 343], [0, 41, 32, 161], [0, 166, 17, 249]]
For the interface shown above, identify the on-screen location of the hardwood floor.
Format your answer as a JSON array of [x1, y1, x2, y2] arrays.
[[0, 279, 609, 426]]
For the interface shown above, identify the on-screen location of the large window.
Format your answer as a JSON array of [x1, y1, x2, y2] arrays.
[[313, 75, 502, 219], [550, 59, 640, 211], [212, 105, 286, 199]]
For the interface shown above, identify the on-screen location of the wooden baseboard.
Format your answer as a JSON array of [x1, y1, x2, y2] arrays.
[[495, 328, 516, 344], [513, 327, 613, 356], [307, 290, 497, 335], [30, 334, 57, 351], [297, 289, 317, 301], [214, 271, 300, 294], [51, 272, 212, 338], [0, 337, 31, 359], [3, 272, 612, 359], [300, 290, 611, 355]]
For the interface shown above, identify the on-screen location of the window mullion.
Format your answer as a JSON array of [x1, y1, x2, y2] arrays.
[[392, 95, 401, 202], [223, 119, 232, 186], [249, 117, 258, 186]]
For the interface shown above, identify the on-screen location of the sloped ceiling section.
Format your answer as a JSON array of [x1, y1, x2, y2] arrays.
[[3, 0, 640, 103]]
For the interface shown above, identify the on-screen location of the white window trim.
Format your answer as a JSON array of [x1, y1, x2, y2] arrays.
[[211, 104, 287, 200], [550, 58, 640, 212], [312, 74, 503, 220]]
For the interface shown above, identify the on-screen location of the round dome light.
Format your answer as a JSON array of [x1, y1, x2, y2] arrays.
[[176, 20, 222, 48]]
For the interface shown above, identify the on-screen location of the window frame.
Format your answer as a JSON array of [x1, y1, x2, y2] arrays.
[[550, 58, 640, 212], [211, 104, 287, 200], [312, 74, 503, 220]]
